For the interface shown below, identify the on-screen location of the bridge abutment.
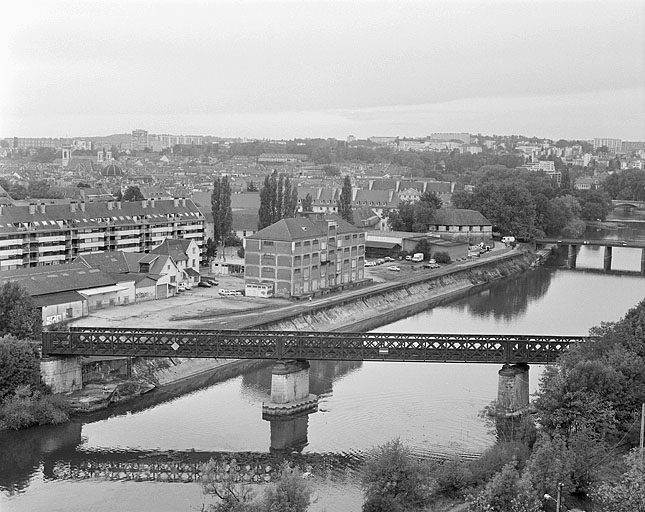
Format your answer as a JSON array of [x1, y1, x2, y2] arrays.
[[40, 356, 83, 393], [497, 363, 529, 415], [262, 360, 318, 417]]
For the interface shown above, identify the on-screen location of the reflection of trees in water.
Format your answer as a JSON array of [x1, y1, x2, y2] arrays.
[[242, 360, 363, 397], [0, 421, 83, 493], [452, 268, 554, 322]]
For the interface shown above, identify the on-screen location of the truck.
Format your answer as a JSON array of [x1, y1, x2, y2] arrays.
[[411, 252, 424, 263]]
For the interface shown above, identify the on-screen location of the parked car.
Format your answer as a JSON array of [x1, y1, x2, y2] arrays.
[[384, 256, 395, 262], [218, 288, 234, 296], [388, 265, 401, 271], [177, 282, 186, 292], [376, 258, 385, 265], [197, 281, 211, 288], [202, 277, 219, 286], [184, 282, 192, 290]]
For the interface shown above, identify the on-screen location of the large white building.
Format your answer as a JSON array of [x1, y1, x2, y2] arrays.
[[0, 199, 204, 271]]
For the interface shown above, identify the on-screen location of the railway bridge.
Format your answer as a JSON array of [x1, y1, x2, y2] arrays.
[[42, 328, 584, 417]]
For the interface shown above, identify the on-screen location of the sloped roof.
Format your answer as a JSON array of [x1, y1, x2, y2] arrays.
[[150, 238, 191, 261], [232, 211, 259, 231], [0, 264, 116, 296], [32, 290, 86, 307], [76, 252, 140, 273], [248, 215, 362, 242], [430, 208, 491, 226]]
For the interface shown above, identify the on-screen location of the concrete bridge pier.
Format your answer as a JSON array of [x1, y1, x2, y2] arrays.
[[497, 363, 530, 415], [40, 356, 83, 393], [604, 246, 613, 271], [567, 244, 578, 269], [262, 360, 318, 417], [641, 248, 645, 275]]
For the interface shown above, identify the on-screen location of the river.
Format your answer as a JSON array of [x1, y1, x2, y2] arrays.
[[2, 220, 645, 512]]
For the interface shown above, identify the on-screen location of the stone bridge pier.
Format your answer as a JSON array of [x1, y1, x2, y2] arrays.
[[262, 360, 318, 417], [497, 363, 530, 416]]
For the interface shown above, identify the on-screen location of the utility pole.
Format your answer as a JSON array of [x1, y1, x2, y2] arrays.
[[640, 402, 645, 467], [556, 482, 563, 512]]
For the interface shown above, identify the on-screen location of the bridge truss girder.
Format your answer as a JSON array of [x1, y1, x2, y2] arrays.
[[42, 328, 581, 365]]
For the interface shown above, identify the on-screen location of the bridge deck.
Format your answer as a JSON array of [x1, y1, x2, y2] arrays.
[[536, 237, 645, 249], [42, 328, 584, 364]]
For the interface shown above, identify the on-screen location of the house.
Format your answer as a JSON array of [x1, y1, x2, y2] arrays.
[[75, 250, 183, 300], [427, 209, 493, 243], [150, 238, 201, 285], [244, 215, 366, 298]]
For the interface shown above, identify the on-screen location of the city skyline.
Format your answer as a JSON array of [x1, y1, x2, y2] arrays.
[[1, 0, 643, 141]]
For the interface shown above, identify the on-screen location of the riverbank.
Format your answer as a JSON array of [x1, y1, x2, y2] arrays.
[[59, 248, 536, 408]]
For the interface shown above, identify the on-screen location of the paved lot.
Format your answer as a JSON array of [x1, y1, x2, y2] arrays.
[[70, 245, 517, 331]]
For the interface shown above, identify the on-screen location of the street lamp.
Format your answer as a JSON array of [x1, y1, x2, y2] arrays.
[[544, 482, 564, 511]]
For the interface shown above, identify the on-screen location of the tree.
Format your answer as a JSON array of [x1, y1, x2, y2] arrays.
[[0, 335, 40, 402], [592, 448, 645, 512], [205, 238, 218, 262], [211, 177, 233, 246], [246, 180, 258, 192], [338, 175, 354, 224], [361, 439, 434, 511], [0, 282, 41, 340], [122, 186, 144, 202], [468, 462, 541, 512], [258, 461, 313, 512], [258, 171, 298, 229], [302, 193, 314, 212]]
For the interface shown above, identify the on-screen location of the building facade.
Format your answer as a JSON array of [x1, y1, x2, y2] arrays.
[[0, 199, 204, 271], [244, 216, 365, 298]]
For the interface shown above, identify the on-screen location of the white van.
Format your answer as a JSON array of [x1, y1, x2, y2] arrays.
[[501, 236, 515, 244]]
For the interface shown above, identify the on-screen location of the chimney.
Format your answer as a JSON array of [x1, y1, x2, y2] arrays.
[[39, 203, 46, 214], [70, 202, 77, 213], [0, 206, 3, 216], [116, 201, 122, 210], [80, 202, 86, 212], [107, 201, 113, 210], [150, 199, 155, 208], [173, 198, 179, 207], [29, 204, 36, 215], [142, 200, 148, 209], [181, 198, 186, 207]]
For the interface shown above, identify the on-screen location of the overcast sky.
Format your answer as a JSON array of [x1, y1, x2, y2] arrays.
[[1, 0, 643, 140]]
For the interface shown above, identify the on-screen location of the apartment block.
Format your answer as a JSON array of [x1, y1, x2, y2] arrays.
[[244, 216, 365, 298], [0, 199, 204, 271]]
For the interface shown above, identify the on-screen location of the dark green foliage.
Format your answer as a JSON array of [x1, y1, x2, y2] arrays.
[[122, 185, 144, 201], [0, 336, 40, 402], [205, 238, 218, 261], [433, 251, 451, 264], [200, 460, 312, 512], [211, 177, 233, 245], [0, 386, 69, 430], [302, 193, 313, 212], [0, 282, 41, 340], [602, 169, 645, 200], [387, 191, 442, 232], [258, 171, 298, 230], [361, 439, 434, 511], [338, 175, 354, 224]]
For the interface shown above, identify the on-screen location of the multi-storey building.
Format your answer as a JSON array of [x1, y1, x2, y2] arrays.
[[131, 129, 149, 150], [593, 138, 622, 153], [12, 137, 71, 149], [244, 216, 365, 298], [0, 199, 204, 271], [430, 132, 472, 144]]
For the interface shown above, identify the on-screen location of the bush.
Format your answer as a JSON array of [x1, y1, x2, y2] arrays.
[[0, 387, 69, 430], [433, 251, 451, 264], [0, 335, 40, 402]]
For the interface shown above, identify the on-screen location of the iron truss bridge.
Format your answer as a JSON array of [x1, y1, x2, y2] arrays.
[[42, 328, 586, 364]]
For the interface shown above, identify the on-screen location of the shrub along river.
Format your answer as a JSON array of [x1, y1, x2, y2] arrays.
[[2, 219, 645, 512]]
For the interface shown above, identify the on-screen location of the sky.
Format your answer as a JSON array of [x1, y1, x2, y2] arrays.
[[1, 0, 643, 141]]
